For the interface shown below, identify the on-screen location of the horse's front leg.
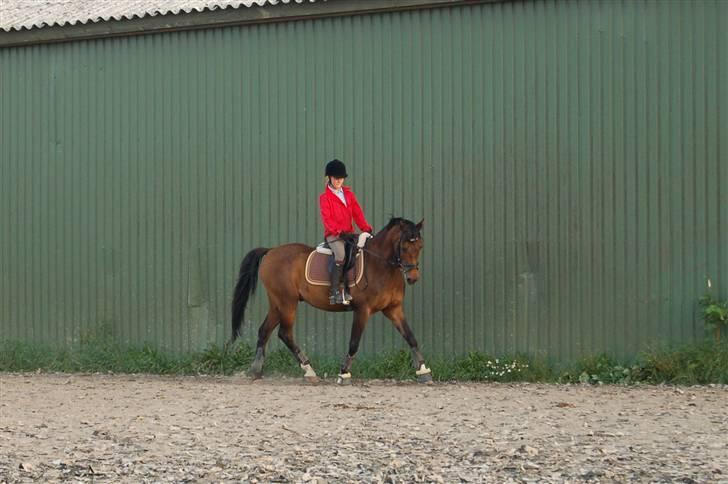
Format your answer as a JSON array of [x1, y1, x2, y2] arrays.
[[337, 307, 371, 385], [383, 304, 432, 384]]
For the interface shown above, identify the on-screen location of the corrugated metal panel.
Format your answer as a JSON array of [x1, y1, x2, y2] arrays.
[[1, 0, 726, 360], [0, 0, 320, 32]]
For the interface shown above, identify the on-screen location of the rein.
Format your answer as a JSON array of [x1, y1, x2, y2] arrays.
[[328, 222, 421, 291]]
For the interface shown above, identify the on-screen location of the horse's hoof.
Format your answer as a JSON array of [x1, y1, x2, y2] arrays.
[[304, 375, 320, 384], [250, 373, 263, 381], [417, 373, 433, 384], [337, 373, 353, 385], [249, 359, 264, 377]]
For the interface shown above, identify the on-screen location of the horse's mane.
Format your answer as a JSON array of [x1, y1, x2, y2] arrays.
[[377, 217, 419, 237]]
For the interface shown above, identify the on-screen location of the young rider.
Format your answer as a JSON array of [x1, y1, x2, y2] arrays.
[[319, 159, 373, 304]]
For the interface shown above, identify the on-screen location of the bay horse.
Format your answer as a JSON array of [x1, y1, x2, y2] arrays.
[[230, 217, 432, 384]]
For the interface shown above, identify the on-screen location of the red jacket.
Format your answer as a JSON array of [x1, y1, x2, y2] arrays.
[[319, 186, 373, 238]]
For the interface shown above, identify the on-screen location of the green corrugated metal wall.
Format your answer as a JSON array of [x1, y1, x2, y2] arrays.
[[1, 0, 726, 360]]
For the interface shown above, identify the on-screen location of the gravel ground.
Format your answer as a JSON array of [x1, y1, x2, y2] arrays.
[[1, 373, 726, 483]]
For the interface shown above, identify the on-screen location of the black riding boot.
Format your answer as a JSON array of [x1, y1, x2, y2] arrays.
[[329, 262, 346, 305]]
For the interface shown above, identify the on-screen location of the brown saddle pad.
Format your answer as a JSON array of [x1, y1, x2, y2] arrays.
[[305, 251, 365, 287]]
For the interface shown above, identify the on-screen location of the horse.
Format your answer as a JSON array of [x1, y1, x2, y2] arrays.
[[229, 217, 432, 384]]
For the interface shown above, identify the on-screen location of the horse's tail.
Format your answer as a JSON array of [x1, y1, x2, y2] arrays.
[[230, 247, 270, 343]]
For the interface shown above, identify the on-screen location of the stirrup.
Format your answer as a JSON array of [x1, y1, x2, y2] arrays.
[[329, 290, 346, 305]]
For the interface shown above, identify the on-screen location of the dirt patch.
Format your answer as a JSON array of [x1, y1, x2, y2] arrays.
[[1, 373, 726, 482]]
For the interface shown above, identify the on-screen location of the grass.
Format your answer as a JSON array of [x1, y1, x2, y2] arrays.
[[1, 339, 727, 385]]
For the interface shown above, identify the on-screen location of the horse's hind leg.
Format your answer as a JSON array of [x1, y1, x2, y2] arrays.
[[249, 309, 280, 379], [277, 306, 319, 383]]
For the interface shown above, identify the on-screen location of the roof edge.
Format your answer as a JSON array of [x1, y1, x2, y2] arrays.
[[0, 0, 503, 48]]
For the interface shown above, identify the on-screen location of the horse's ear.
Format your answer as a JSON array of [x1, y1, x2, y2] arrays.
[[416, 219, 424, 231]]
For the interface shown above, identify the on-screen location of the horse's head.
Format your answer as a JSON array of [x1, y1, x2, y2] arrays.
[[382, 218, 424, 285]]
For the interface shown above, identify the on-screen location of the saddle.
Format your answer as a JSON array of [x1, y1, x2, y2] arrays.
[[304, 233, 368, 287]]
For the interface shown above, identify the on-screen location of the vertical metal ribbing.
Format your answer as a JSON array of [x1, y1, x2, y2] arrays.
[[0, 0, 724, 360]]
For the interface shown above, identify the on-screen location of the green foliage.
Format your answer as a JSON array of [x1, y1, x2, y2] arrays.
[[2, 340, 726, 385], [699, 294, 728, 336], [353, 349, 417, 380], [435, 352, 534, 382], [558, 354, 641, 385], [637, 341, 728, 384]]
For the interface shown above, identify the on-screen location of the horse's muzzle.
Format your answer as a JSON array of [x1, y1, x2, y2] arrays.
[[405, 270, 420, 285]]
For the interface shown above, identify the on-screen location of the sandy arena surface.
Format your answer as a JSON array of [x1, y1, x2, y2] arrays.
[[0, 373, 726, 483]]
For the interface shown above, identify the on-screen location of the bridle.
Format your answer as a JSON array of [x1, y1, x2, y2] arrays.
[[359, 232, 420, 276], [393, 235, 420, 275]]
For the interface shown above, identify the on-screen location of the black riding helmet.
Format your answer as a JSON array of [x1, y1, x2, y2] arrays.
[[325, 159, 348, 178]]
